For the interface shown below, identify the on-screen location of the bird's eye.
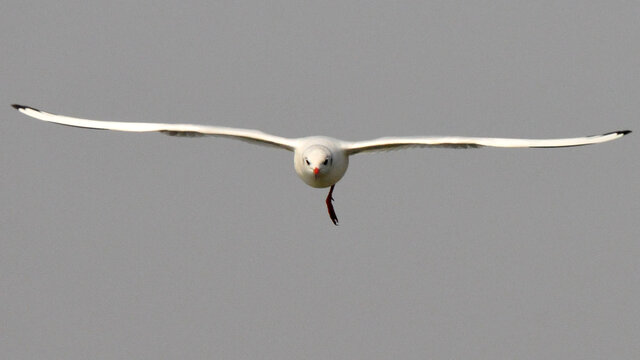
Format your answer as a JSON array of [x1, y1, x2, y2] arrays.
[[323, 159, 328, 165], [305, 159, 310, 165]]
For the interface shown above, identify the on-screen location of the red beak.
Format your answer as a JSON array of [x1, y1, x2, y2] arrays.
[[313, 167, 319, 175]]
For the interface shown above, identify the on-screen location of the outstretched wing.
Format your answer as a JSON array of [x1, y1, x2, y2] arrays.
[[345, 131, 630, 155], [12, 104, 298, 151]]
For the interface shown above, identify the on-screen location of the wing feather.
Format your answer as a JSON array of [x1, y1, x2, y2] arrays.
[[345, 131, 630, 155], [12, 104, 298, 151]]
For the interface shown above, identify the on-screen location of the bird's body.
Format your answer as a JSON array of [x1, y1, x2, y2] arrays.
[[11, 104, 630, 225]]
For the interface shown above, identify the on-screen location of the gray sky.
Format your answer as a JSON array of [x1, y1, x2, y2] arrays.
[[1, 1, 638, 359]]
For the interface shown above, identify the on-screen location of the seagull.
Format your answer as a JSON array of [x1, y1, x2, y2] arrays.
[[11, 104, 630, 225]]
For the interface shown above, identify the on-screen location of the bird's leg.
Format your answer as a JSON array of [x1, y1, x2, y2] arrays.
[[326, 184, 339, 225]]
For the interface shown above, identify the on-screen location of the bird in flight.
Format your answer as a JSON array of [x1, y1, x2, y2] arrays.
[[12, 104, 630, 225]]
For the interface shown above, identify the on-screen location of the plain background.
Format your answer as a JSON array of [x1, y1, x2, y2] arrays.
[[1, 1, 638, 359]]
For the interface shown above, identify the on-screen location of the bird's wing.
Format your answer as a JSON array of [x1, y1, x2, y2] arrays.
[[344, 131, 630, 155], [12, 104, 299, 151]]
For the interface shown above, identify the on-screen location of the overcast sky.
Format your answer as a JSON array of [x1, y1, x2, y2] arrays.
[[1, 1, 638, 359]]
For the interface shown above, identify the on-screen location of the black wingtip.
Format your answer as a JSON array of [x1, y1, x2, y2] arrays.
[[11, 104, 40, 112], [602, 130, 632, 137]]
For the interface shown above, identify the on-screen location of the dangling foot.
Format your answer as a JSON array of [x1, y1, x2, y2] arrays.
[[326, 184, 339, 225]]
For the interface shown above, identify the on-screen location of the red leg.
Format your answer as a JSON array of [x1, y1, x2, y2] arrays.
[[326, 184, 339, 225]]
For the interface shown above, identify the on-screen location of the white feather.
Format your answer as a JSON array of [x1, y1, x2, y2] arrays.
[[13, 105, 299, 151]]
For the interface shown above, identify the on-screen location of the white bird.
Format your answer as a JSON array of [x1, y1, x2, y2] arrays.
[[12, 104, 630, 225]]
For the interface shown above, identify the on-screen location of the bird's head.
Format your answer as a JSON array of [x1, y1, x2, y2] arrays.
[[302, 145, 332, 178]]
